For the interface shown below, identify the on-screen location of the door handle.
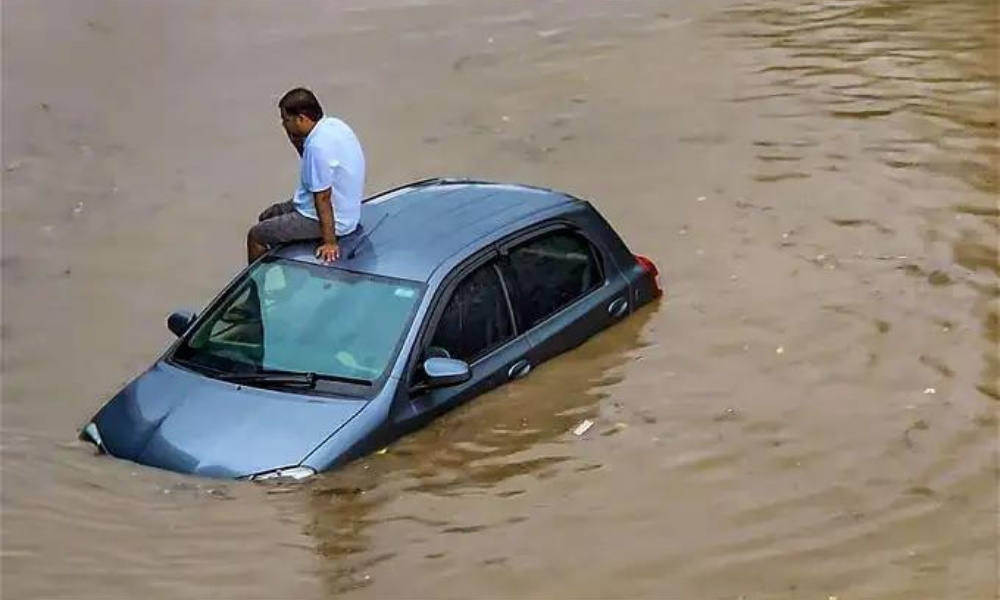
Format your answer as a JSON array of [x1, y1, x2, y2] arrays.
[[608, 297, 629, 318], [508, 359, 532, 380]]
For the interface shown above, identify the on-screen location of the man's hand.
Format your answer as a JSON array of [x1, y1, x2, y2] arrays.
[[315, 241, 340, 263], [312, 188, 338, 263]]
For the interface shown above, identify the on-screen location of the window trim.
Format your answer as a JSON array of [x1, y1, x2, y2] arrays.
[[427, 262, 516, 365], [405, 250, 520, 391], [497, 222, 607, 332]]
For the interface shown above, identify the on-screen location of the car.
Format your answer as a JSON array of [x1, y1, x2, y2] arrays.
[[79, 178, 662, 480]]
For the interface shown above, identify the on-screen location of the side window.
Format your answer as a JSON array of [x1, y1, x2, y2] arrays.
[[505, 230, 602, 329], [429, 262, 513, 363]]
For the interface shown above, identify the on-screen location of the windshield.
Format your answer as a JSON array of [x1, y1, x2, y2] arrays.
[[173, 259, 423, 386]]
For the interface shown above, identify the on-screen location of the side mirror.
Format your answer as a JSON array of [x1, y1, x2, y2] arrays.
[[167, 310, 197, 337], [420, 357, 471, 390]]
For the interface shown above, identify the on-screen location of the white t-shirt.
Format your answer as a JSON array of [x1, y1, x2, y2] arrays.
[[292, 116, 366, 235]]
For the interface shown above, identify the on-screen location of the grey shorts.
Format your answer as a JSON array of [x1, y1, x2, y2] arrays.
[[250, 200, 364, 250], [249, 200, 322, 247]]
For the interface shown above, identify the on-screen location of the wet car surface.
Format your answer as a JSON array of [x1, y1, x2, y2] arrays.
[[82, 180, 661, 479]]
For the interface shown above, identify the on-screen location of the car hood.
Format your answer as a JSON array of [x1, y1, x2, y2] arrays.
[[90, 361, 366, 478]]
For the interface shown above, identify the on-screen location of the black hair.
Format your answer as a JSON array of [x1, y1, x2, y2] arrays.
[[278, 88, 324, 122]]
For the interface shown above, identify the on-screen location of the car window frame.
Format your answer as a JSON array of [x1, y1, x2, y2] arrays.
[[405, 249, 521, 389], [497, 221, 608, 332]]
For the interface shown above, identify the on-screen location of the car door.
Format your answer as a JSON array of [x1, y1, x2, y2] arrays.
[[399, 253, 531, 428], [499, 223, 630, 367]]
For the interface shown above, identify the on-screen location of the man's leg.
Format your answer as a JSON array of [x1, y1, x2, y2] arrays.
[[248, 200, 298, 264], [247, 231, 269, 264], [247, 209, 322, 264], [257, 199, 296, 222]]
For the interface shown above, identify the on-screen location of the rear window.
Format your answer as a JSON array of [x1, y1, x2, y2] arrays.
[[504, 230, 602, 328]]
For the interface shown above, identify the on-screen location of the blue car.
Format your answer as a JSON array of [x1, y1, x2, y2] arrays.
[[80, 179, 662, 480]]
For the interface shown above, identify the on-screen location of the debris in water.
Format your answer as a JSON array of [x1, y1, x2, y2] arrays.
[[927, 270, 952, 286], [714, 407, 740, 422], [72, 202, 84, 216], [376, 448, 388, 455], [602, 422, 629, 436], [573, 419, 594, 436], [5, 160, 22, 172], [776, 346, 785, 355], [696, 195, 706, 202], [207, 488, 234, 500], [923, 387, 936, 395]]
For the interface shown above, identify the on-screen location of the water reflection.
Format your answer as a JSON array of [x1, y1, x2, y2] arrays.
[[383, 306, 654, 493], [301, 307, 655, 593]]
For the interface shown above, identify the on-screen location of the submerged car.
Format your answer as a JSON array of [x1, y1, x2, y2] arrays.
[[80, 178, 662, 480]]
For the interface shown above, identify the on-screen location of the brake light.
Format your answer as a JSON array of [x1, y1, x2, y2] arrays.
[[634, 254, 662, 298]]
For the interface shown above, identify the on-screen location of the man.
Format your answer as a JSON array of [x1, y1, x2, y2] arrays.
[[248, 88, 366, 264]]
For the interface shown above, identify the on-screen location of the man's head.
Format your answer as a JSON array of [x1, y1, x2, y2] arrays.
[[278, 87, 324, 140]]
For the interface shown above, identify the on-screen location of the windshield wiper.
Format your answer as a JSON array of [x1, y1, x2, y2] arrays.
[[218, 369, 371, 388], [171, 356, 227, 377]]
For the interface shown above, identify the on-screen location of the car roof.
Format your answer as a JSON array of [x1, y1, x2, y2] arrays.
[[271, 178, 581, 282]]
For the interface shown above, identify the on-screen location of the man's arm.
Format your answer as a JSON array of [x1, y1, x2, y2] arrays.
[[314, 188, 340, 262]]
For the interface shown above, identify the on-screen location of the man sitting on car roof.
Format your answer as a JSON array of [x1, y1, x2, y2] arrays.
[[247, 87, 366, 264]]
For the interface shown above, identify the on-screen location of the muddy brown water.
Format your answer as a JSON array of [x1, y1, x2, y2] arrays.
[[2, 0, 997, 598]]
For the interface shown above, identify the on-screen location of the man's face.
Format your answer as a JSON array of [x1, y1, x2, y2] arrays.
[[280, 109, 308, 139]]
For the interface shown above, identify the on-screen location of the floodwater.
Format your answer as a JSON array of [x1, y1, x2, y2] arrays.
[[2, 0, 997, 598]]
